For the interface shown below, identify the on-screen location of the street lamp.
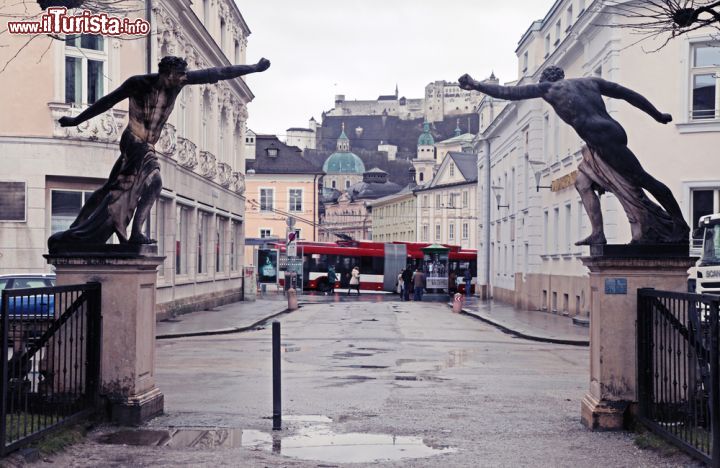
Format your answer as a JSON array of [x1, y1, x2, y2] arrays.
[[528, 158, 552, 192], [491, 185, 509, 210]]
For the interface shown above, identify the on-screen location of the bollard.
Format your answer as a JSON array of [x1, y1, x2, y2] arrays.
[[452, 293, 464, 313], [272, 321, 281, 431], [287, 288, 298, 311]]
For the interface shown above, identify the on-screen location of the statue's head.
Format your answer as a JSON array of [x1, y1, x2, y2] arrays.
[[158, 56, 188, 86], [539, 65, 565, 83]]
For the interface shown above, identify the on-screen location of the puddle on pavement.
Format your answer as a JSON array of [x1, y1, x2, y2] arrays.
[[97, 421, 456, 464]]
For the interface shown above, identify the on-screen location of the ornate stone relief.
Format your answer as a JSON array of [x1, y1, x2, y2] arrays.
[[156, 123, 177, 157], [232, 171, 245, 195], [50, 103, 125, 143], [176, 137, 198, 169], [216, 162, 233, 187], [199, 150, 218, 179]]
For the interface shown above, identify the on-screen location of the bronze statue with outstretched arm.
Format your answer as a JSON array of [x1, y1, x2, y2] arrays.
[[49, 57, 270, 252], [459, 66, 688, 245]]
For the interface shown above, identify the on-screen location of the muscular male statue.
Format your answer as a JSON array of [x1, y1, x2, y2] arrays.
[[48, 56, 270, 251], [458, 66, 689, 245]]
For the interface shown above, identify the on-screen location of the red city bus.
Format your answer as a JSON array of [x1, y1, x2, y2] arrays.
[[273, 240, 477, 293]]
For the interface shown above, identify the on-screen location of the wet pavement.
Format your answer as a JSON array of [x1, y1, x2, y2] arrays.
[[458, 297, 589, 346], [47, 300, 697, 467]]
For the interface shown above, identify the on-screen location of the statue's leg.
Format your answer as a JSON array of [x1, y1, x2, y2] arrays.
[[575, 172, 607, 246], [129, 169, 162, 244], [597, 143, 688, 230]]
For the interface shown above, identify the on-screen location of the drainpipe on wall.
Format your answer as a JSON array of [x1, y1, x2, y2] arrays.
[[483, 138, 491, 300], [313, 174, 318, 241], [146, 0, 153, 73]]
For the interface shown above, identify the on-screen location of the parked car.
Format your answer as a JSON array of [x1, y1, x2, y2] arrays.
[[0, 274, 56, 319]]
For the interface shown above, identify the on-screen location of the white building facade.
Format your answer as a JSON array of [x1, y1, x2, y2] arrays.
[[476, 0, 720, 315]]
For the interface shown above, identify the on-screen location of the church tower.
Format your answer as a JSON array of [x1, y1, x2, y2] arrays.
[[413, 120, 436, 185]]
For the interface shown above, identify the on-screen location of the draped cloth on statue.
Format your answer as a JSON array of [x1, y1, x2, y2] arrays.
[[48, 129, 160, 250], [578, 145, 675, 244]]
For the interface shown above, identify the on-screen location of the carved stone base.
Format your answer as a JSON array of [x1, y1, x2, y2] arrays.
[[580, 393, 628, 431], [110, 387, 164, 426]]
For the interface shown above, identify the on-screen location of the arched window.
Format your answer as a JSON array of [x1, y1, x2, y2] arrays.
[[419, 172, 424, 182]]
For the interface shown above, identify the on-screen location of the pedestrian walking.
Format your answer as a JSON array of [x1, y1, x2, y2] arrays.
[[348, 266, 361, 296], [397, 270, 405, 300], [464, 268, 472, 297], [402, 266, 413, 301], [413, 268, 425, 301], [327, 266, 337, 295]]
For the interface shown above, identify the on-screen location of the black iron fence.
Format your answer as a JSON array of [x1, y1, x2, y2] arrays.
[[0, 282, 101, 455], [637, 288, 720, 466]]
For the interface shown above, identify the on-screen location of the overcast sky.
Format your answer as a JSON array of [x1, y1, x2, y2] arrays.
[[239, 0, 557, 136]]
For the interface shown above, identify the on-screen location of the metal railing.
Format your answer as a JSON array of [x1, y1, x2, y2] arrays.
[[0, 283, 101, 455], [637, 288, 720, 466]]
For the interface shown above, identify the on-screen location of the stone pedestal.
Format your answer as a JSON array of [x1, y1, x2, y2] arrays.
[[46, 245, 165, 425], [580, 249, 696, 430]]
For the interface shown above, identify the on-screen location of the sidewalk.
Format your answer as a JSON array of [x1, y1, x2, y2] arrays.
[[156, 299, 289, 339], [455, 297, 590, 346]]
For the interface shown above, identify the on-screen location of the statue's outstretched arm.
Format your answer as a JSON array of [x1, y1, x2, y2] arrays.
[[59, 78, 135, 127], [458, 73, 546, 100], [594, 78, 671, 123], [186, 58, 271, 85]]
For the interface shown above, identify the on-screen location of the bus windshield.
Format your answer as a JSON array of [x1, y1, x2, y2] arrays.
[[702, 225, 720, 266]]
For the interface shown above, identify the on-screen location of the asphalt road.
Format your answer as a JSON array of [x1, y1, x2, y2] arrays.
[[47, 299, 698, 467]]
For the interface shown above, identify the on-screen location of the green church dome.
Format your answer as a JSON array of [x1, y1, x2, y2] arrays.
[[323, 151, 366, 174], [417, 120, 435, 146]]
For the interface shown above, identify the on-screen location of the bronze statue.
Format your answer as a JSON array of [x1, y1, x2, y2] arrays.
[[48, 56, 270, 252], [459, 66, 689, 245]]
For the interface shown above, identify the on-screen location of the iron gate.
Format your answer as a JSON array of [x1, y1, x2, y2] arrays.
[[0, 282, 101, 455], [637, 288, 720, 466]]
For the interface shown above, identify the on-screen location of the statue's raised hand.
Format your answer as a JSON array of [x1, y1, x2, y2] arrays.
[[458, 74, 476, 90], [58, 116, 78, 127], [255, 58, 271, 72]]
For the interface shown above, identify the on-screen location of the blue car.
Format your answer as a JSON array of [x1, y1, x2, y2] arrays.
[[0, 274, 56, 319]]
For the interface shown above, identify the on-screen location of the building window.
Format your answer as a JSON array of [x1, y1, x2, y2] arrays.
[[691, 43, 720, 120], [554, 20, 561, 44], [198, 211, 210, 274], [289, 189, 303, 212], [422, 225, 429, 241], [260, 228, 272, 238], [449, 223, 455, 240], [691, 188, 719, 229], [462, 191, 468, 208], [176, 205, 190, 275], [435, 224, 441, 240], [544, 34, 551, 57], [216, 217, 227, 273], [435, 194, 441, 208], [50, 189, 94, 233], [522, 51, 528, 72], [0, 181, 26, 222], [231, 220, 241, 271], [331, 180, 336, 189], [154, 198, 167, 277], [565, 203, 572, 252], [462, 223, 469, 239], [65, 35, 106, 105], [422, 195, 428, 208], [345, 180, 351, 189], [566, 6, 573, 29], [419, 172, 424, 182], [543, 114, 550, 161], [553, 207, 560, 253], [544, 210, 549, 252], [260, 188, 274, 211], [449, 163, 455, 176]]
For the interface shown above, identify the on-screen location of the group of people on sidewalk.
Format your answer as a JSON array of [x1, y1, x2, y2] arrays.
[[396, 266, 426, 301], [326, 265, 361, 296]]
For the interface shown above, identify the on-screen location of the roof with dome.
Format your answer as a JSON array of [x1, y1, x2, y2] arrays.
[[417, 120, 435, 146], [323, 124, 366, 174]]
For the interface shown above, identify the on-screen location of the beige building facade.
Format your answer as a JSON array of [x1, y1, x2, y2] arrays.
[[417, 152, 478, 250], [0, 0, 255, 317], [369, 188, 417, 243], [476, 0, 720, 316]]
